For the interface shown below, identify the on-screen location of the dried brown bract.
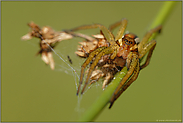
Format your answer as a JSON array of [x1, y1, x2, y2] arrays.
[[75, 33, 110, 58], [21, 22, 73, 70]]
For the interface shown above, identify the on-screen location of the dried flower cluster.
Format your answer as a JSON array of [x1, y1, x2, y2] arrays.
[[21, 22, 73, 70]]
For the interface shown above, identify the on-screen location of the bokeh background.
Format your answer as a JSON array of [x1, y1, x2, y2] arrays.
[[1, 1, 182, 122]]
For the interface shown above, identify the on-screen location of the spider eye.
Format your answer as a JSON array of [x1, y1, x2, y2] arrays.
[[124, 39, 128, 42]]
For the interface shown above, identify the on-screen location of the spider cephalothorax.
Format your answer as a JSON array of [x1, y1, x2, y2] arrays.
[[116, 33, 138, 59], [65, 19, 162, 108]]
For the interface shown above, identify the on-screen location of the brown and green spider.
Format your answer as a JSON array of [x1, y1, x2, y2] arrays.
[[66, 18, 162, 108]]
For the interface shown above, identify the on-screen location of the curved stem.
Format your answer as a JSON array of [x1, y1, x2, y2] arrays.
[[78, 1, 176, 122]]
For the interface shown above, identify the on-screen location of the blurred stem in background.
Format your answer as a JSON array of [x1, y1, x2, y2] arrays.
[[78, 1, 177, 122]]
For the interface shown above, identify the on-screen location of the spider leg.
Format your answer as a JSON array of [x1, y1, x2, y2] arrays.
[[138, 25, 162, 52], [77, 46, 106, 95], [80, 47, 115, 94], [69, 24, 115, 44], [109, 52, 138, 107], [139, 40, 156, 70], [109, 61, 140, 109], [110, 48, 118, 59], [115, 18, 128, 41], [64, 30, 96, 42], [70, 24, 103, 31], [108, 19, 127, 32]]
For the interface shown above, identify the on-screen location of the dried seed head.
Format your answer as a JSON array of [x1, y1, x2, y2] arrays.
[[22, 21, 74, 70]]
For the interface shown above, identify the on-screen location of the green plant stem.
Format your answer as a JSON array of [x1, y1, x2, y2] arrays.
[[149, 1, 176, 40], [78, 1, 176, 122]]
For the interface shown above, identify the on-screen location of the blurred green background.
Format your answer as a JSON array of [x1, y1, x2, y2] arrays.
[[1, 1, 182, 122]]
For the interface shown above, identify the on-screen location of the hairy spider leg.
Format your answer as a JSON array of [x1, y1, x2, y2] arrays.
[[108, 20, 125, 32], [77, 47, 106, 95], [64, 30, 96, 42], [71, 24, 103, 31], [108, 18, 128, 37], [109, 52, 139, 106], [108, 18, 128, 47], [114, 19, 128, 41], [138, 25, 162, 52], [139, 40, 156, 70], [70, 24, 115, 43], [109, 61, 140, 109]]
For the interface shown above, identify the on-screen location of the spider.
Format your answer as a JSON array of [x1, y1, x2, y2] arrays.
[[66, 18, 162, 108]]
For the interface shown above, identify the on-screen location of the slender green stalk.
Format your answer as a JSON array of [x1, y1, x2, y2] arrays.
[[149, 1, 176, 40], [78, 1, 176, 122]]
